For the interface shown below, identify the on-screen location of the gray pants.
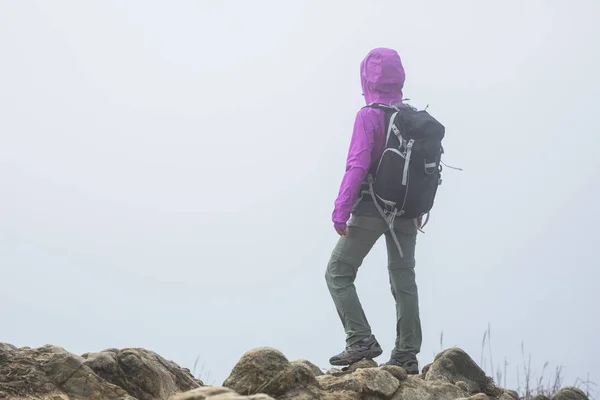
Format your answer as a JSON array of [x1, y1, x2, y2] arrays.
[[325, 215, 422, 358]]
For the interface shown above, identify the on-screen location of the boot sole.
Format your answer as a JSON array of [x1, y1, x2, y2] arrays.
[[329, 347, 383, 366], [382, 361, 419, 374], [405, 366, 419, 374]]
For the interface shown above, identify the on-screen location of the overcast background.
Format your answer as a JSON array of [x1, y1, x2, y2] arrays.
[[1, 0, 599, 395]]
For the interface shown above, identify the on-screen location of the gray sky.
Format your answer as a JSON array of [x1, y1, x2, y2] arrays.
[[1, 0, 599, 394]]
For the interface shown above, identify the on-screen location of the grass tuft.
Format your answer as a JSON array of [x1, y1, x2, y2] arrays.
[[192, 354, 216, 386], [476, 323, 596, 400]]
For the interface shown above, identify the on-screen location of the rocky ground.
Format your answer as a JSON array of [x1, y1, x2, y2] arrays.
[[0, 343, 589, 400]]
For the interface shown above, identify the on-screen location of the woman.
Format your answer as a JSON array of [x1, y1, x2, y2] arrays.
[[325, 47, 422, 374]]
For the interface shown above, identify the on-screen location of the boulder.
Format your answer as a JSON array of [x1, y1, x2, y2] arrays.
[[420, 363, 432, 379], [456, 394, 489, 400], [325, 367, 347, 377], [168, 386, 274, 400], [0, 344, 134, 400], [532, 395, 551, 400], [392, 375, 469, 400], [0, 343, 201, 400], [500, 390, 519, 400], [288, 363, 319, 388], [222, 348, 296, 397], [2, 343, 590, 400], [343, 360, 378, 372], [277, 385, 323, 400], [222, 348, 335, 400], [317, 368, 400, 399], [324, 363, 377, 379], [553, 387, 589, 400], [169, 386, 234, 400], [291, 360, 323, 377], [379, 365, 409, 382], [424, 348, 500, 397], [456, 382, 470, 393], [208, 395, 273, 400], [83, 348, 202, 400], [321, 391, 361, 400]]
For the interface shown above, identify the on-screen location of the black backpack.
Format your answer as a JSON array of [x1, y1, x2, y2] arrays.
[[362, 102, 454, 255]]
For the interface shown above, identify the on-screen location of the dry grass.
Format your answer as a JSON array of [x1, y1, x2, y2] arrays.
[[473, 324, 597, 400], [192, 354, 216, 386]]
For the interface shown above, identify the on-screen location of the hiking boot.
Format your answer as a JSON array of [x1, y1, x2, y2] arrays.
[[384, 353, 419, 374], [329, 335, 383, 366]]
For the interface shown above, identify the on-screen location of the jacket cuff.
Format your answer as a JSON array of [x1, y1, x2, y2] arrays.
[[333, 221, 347, 231]]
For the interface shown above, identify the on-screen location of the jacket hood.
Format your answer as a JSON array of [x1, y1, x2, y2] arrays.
[[360, 48, 405, 105]]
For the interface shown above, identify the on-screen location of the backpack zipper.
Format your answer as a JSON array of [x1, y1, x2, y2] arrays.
[[375, 147, 405, 175]]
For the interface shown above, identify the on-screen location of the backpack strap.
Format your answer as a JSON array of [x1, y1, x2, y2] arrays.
[[363, 103, 402, 146], [366, 174, 405, 258], [363, 102, 398, 110]]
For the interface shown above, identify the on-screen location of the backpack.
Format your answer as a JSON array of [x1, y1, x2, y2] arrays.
[[362, 102, 455, 256]]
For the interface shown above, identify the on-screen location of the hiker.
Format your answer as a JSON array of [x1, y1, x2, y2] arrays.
[[325, 47, 441, 375]]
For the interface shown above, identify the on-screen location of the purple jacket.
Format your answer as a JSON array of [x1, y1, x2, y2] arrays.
[[332, 48, 406, 230]]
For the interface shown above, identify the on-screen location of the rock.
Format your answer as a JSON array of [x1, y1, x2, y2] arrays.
[[290, 363, 319, 387], [222, 350, 321, 400], [421, 363, 432, 378], [291, 360, 323, 376], [380, 365, 408, 382], [456, 382, 470, 393], [425, 348, 500, 397], [325, 367, 347, 377], [321, 391, 361, 400], [209, 395, 273, 400], [0, 344, 135, 400], [278, 362, 368, 400], [222, 348, 295, 397], [169, 386, 235, 399], [168, 386, 274, 400], [317, 375, 345, 389], [392, 375, 469, 400], [343, 359, 378, 372], [0, 343, 202, 400], [3, 342, 591, 400], [317, 368, 400, 399], [83, 348, 202, 400], [533, 395, 551, 400], [553, 387, 589, 400], [501, 390, 519, 400], [0, 343, 17, 352], [277, 385, 323, 400], [277, 362, 320, 399], [457, 394, 489, 400]]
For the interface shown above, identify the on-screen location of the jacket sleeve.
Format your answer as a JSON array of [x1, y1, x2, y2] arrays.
[[332, 109, 375, 230]]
